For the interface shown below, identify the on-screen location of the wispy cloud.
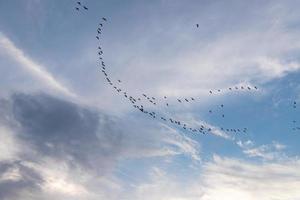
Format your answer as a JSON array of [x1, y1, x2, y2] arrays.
[[125, 155, 300, 200], [236, 140, 287, 161], [0, 33, 76, 98]]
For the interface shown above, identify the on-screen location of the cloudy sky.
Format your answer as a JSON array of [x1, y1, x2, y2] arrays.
[[1, 0, 300, 199]]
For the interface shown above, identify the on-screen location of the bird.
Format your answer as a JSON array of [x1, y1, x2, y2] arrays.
[[196, 24, 199, 28], [77, 1, 81, 5], [102, 17, 107, 21], [177, 99, 182, 103], [209, 110, 212, 113], [222, 114, 225, 118], [118, 80, 121, 83], [191, 97, 195, 101], [164, 96, 167, 99], [221, 104, 224, 107], [83, 6, 88, 10], [75, 7, 79, 11], [209, 90, 212, 94], [96, 36, 99, 40]]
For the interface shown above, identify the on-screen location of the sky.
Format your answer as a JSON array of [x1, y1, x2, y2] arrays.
[[1, 0, 300, 199]]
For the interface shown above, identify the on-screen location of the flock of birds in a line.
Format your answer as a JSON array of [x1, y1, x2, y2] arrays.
[[75, 1, 299, 135], [292, 101, 300, 131]]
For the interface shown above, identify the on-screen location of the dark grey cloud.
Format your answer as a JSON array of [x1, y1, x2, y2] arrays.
[[0, 93, 128, 198], [10, 93, 126, 172], [0, 92, 198, 199], [0, 161, 43, 200]]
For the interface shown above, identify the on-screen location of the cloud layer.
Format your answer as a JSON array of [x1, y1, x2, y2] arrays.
[[0, 92, 200, 199]]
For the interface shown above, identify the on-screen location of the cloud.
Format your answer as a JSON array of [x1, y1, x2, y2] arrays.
[[102, 0, 300, 101], [0, 92, 200, 199], [0, 33, 76, 98], [199, 155, 300, 200], [237, 140, 287, 161], [126, 155, 300, 200]]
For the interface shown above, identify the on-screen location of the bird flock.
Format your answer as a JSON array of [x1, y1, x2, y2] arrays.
[[74, 1, 300, 136], [75, 1, 88, 11], [292, 101, 300, 131]]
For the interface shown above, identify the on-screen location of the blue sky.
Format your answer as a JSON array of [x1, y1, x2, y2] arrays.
[[1, 0, 300, 199]]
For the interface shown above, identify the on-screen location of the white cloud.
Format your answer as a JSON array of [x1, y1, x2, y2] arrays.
[[199, 155, 300, 200], [0, 33, 76, 98], [126, 155, 300, 200], [237, 140, 287, 161], [102, 1, 300, 102], [0, 126, 22, 161]]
